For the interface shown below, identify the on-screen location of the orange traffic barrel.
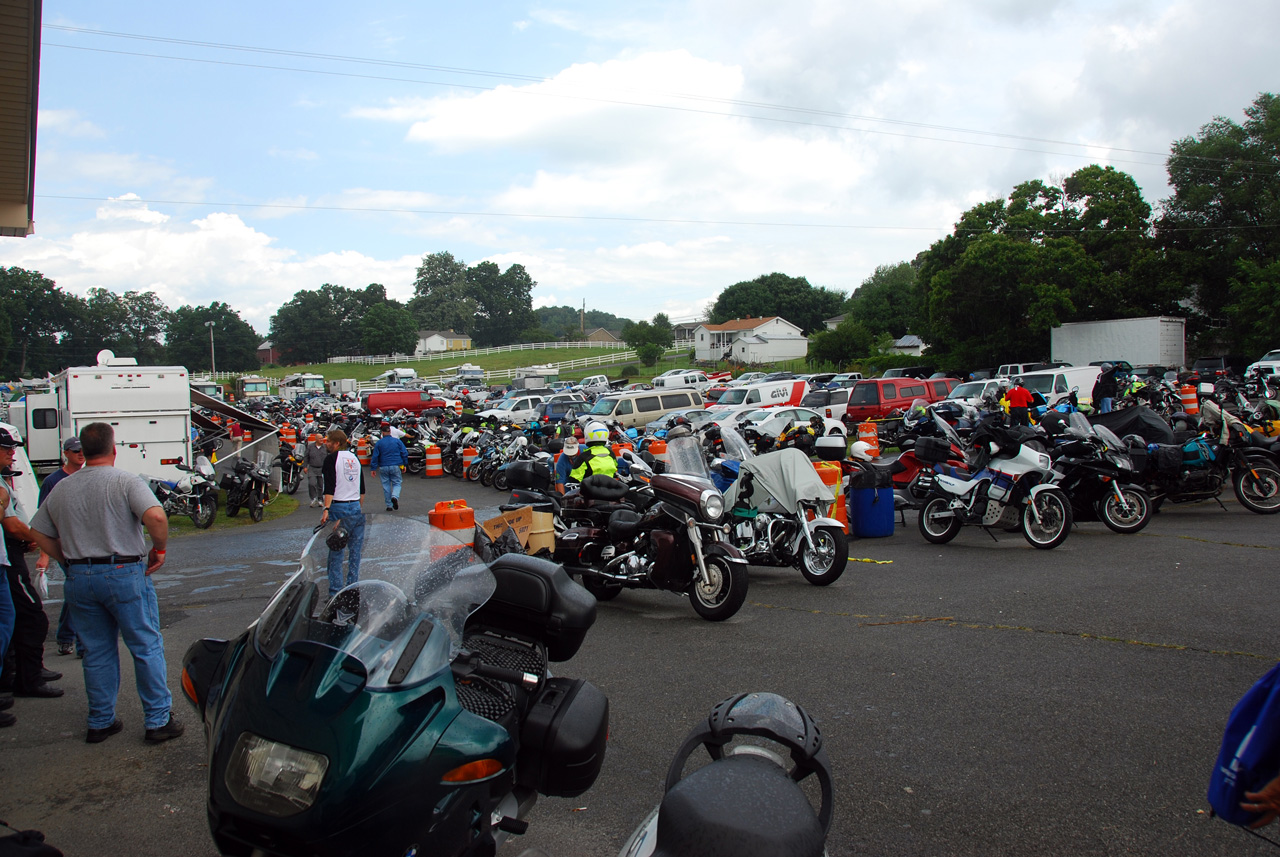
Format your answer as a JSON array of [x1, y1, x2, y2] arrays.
[[1180, 385, 1199, 415], [428, 500, 475, 558], [281, 425, 297, 444], [305, 413, 315, 424], [211, 413, 223, 425], [858, 421, 879, 458], [356, 437, 371, 465], [461, 446, 478, 476], [453, 400, 464, 415], [813, 462, 844, 530], [243, 430, 253, 444], [424, 444, 443, 478], [307, 433, 321, 444]]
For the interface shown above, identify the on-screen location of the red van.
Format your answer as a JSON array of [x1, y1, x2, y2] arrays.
[[364, 390, 448, 414], [842, 377, 958, 423]]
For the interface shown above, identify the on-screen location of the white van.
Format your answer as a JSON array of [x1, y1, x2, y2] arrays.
[[651, 371, 711, 392], [583, 388, 705, 429], [707, 380, 809, 411], [578, 374, 611, 395], [1019, 366, 1102, 407]]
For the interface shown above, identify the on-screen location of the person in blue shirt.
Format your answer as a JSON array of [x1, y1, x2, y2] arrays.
[[369, 424, 408, 511], [554, 436, 580, 494]]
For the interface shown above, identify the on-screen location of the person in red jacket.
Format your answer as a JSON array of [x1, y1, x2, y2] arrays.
[[1004, 377, 1035, 426]]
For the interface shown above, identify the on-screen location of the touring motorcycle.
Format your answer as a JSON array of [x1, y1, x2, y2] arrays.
[[181, 516, 607, 857], [149, 454, 218, 529]]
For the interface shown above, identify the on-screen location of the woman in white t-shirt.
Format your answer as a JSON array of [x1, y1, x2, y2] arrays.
[[319, 429, 366, 593]]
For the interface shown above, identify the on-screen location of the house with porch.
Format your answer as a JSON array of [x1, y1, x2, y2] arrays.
[[692, 316, 809, 364]]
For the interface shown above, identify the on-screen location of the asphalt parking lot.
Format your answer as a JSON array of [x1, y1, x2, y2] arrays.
[[2, 473, 1278, 856]]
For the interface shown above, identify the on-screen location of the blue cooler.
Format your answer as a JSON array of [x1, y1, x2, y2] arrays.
[[850, 487, 895, 538]]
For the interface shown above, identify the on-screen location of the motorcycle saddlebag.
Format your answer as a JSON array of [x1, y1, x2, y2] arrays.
[[517, 677, 609, 798], [218, 472, 236, 491], [506, 460, 552, 492], [468, 554, 596, 661], [914, 436, 954, 464]]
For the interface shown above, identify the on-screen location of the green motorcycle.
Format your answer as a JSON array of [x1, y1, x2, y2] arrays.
[[182, 515, 607, 857]]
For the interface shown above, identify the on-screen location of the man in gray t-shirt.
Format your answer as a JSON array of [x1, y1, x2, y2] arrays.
[[29, 422, 185, 745]]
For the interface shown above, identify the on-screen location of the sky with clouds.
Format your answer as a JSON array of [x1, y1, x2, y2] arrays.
[[3, 1, 1276, 335]]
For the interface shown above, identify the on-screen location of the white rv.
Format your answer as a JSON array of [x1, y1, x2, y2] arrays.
[[279, 373, 326, 402], [16, 353, 193, 482], [374, 367, 419, 387], [190, 378, 224, 400]]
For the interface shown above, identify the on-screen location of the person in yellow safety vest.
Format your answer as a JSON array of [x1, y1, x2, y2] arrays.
[[568, 422, 619, 482]]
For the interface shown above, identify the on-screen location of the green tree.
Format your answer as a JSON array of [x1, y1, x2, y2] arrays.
[[844, 262, 921, 338], [0, 266, 70, 376], [1158, 92, 1280, 340], [167, 303, 260, 372], [622, 313, 676, 366], [534, 305, 633, 339], [269, 284, 370, 363], [1225, 260, 1280, 358], [709, 273, 845, 335], [468, 261, 537, 348], [361, 302, 419, 355], [408, 251, 477, 335], [806, 318, 877, 368]]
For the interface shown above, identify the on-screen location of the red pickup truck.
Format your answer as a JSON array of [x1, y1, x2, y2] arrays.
[[842, 377, 959, 424]]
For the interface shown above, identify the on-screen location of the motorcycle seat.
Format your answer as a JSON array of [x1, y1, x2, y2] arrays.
[[581, 475, 628, 502], [934, 463, 971, 479], [608, 509, 643, 540]]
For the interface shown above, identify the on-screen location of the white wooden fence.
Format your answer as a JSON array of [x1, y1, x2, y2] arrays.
[[327, 340, 632, 365]]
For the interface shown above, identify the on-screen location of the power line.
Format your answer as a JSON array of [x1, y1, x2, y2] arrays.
[[35, 193, 1277, 234]]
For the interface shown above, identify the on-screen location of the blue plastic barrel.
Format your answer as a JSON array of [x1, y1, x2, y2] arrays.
[[850, 487, 895, 538]]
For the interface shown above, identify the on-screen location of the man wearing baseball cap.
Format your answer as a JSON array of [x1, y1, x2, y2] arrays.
[[554, 436, 580, 494], [36, 437, 87, 657]]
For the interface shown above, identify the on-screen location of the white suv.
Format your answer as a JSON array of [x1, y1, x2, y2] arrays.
[[1247, 349, 1280, 378]]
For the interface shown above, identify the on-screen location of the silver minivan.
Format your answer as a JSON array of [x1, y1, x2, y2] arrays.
[[584, 388, 705, 428]]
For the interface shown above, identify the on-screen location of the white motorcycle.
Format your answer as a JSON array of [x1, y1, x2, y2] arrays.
[[915, 414, 1073, 549], [149, 455, 218, 529]]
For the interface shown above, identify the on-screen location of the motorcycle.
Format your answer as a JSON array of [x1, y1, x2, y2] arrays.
[[276, 440, 305, 495], [221, 450, 275, 522], [181, 516, 607, 857], [916, 413, 1073, 549], [1048, 413, 1152, 534], [1126, 400, 1280, 515], [616, 692, 833, 857], [715, 428, 848, 586], [554, 431, 750, 621], [150, 455, 218, 529]]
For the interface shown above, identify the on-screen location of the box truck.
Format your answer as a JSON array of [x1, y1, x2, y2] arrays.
[[279, 372, 326, 402], [328, 378, 357, 396], [13, 353, 193, 482], [1050, 317, 1185, 370]]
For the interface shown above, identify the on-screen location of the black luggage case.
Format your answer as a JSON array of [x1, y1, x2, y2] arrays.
[[913, 436, 953, 464], [469, 554, 596, 662], [517, 677, 609, 798]]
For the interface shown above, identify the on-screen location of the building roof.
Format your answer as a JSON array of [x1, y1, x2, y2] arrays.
[[585, 327, 621, 339], [417, 329, 469, 339], [257, 340, 273, 350], [895, 334, 925, 348], [824, 313, 846, 325], [0, 0, 41, 237], [700, 316, 780, 332]]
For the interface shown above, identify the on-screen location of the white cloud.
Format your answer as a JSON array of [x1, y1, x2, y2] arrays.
[[38, 109, 104, 138], [94, 194, 170, 224]]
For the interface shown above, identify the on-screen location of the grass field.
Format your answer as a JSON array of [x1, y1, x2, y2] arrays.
[[167, 492, 299, 535], [250, 347, 696, 385]]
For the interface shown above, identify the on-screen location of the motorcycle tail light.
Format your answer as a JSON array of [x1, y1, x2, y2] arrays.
[[225, 732, 329, 817]]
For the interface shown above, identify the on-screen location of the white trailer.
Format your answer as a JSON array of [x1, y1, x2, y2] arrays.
[[1050, 317, 1185, 370], [190, 378, 224, 400], [328, 378, 357, 396], [279, 373, 326, 402], [46, 355, 193, 482], [373, 367, 418, 385]]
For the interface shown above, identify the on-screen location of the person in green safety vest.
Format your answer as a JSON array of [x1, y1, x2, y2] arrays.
[[568, 421, 619, 482]]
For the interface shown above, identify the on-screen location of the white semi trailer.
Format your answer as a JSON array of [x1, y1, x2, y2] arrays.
[[1050, 316, 1185, 370]]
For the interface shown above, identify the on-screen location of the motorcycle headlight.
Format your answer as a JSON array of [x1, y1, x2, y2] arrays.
[[700, 489, 725, 522], [225, 732, 329, 817]]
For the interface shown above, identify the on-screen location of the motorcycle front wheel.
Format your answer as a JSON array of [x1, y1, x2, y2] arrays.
[[798, 526, 848, 585], [689, 556, 748, 622], [1233, 464, 1280, 514], [918, 497, 962, 544], [406, 458, 424, 475], [192, 494, 217, 529], [479, 463, 495, 488], [466, 461, 484, 482], [225, 494, 240, 518], [1096, 487, 1151, 534], [285, 472, 300, 495], [248, 495, 265, 523], [492, 468, 510, 492], [1022, 489, 1072, 549]]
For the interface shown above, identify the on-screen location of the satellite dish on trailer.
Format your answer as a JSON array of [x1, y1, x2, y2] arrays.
[[96, 349, 115, 366]]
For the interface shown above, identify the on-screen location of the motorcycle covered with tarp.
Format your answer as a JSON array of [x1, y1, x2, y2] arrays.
[[181, 515, 608, 857], [717, 427, 848, 585]]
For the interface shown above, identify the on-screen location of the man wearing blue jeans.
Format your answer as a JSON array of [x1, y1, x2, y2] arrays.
[[370, 423, 407, 511], [320, 428, 366, 593], [29, 423, 184, 745]]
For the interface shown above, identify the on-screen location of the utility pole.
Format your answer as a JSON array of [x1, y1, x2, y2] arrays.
[[580, 299, 585, 334], [205, 321, 217, 376]]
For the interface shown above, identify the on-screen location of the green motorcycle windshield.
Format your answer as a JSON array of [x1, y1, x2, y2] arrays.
[[254, 516, 497, 689]]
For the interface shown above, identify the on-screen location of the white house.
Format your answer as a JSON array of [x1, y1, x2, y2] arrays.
[[890, 334, 928, 356], [692, 316, 809, 364], [414, 330, 472, 357]]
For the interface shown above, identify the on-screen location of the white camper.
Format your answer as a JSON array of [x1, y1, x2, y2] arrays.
[[30, 353, 193, 482], [279, 373, 326, 402]]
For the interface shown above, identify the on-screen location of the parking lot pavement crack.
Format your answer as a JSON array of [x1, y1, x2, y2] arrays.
[[749, 602, 1277, 660], [1136, 532, 1280, 550]]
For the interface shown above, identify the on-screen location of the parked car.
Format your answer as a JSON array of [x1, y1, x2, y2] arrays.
[[364, 390, 449, 415], [881, 366, 934, 379], [477, 395, 545, 423], [800, 387, 852, 420], [842, 377, 958, 423], [531, 401, 581, 424], [1247, 349, 1280, 378], [742, 407, 845, 438], [826, 372, 864, 388], [1184, 355, 1249, 384]]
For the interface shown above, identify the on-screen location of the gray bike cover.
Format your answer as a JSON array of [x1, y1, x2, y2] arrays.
[[722, 448, 836, 515]]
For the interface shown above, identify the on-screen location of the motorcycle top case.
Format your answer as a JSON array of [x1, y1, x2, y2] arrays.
[[517, 676, 609, 798], [814, 436, 847, 462], [468, 553, 596, 662], [506, 460, 553, 491], [913, 435, 954, 464]]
